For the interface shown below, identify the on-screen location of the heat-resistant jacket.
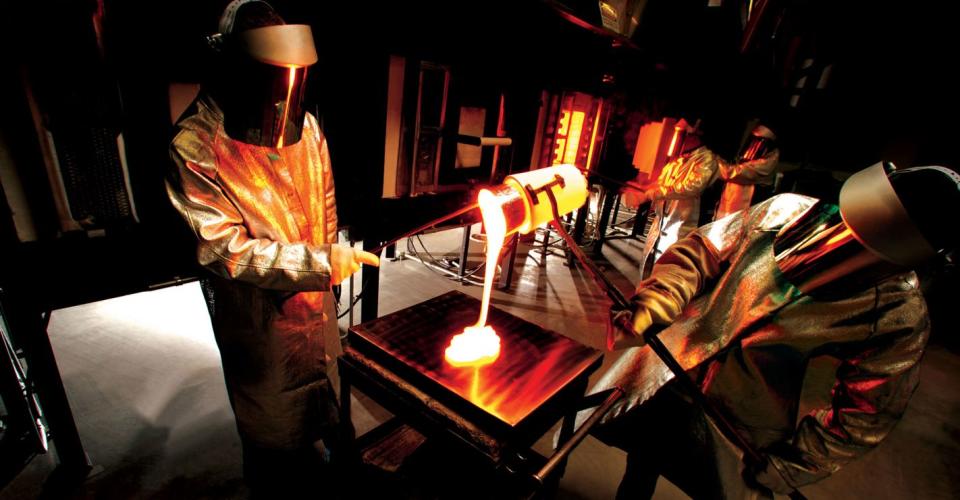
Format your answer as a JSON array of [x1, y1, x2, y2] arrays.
[[640, 146, 719, 277], [167, 95, 342, 450], [714, 149, 780, 220], [596, 193, 929, 496]]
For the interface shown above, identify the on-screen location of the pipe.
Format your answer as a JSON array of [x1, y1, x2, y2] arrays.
[[531, 387, 624, 487], [370, 202, 479, 255], [540, 185, 631, 309], [572, 166, 646, 193], [457, 134, 513, 147]]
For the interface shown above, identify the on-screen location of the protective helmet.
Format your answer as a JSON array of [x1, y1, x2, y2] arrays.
[[667, 117, 703, 158], [738, 124, 777, 162], [775, 162, 960, 297], [210, 0, 318, 147]]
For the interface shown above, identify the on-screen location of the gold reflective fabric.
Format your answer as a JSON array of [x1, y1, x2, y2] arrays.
[[167, 96, 337, 290], [715, 149, 779, 220], [648, 146, 720, 202], [640, 146, 720, 277], [166, 95, 342, 449], [595, 193, 929, 492]]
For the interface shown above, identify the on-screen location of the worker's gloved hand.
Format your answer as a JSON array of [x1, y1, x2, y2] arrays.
[[621, 188, 647, 209], [743, 455, 795, 495], [330, 246, 380, 286], [606, 302, 653, 350]]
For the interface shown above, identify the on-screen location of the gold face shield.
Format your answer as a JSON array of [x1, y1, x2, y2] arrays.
[[217, 23, 318, 148]]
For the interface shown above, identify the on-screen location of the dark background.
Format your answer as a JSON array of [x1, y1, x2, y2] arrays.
[[0, 0, 955, 311]]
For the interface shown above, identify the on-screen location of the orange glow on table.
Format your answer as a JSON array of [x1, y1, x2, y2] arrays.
[[348, 289, 603, 427]]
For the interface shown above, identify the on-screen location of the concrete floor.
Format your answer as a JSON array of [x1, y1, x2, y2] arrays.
[[2, 216, 958, 499]]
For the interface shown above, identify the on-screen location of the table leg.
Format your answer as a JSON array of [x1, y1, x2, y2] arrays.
[[497, 233, 519, 290], [554, 378, 585, 478], [339, 364, 352, 426], [459, 225, 471, 279]]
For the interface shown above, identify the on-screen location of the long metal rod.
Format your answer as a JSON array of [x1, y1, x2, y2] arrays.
[[458, 225, 471, 278], [643, 328, 807, 500], [554, 221, 801, 494], [531, 387, 624, 486], [534, 180, 632, 310], [644, 330, 761, 463], [549, 219, 631, 309], [370, 202, 479, 255], [573, 166, 645, 192], [372, 166, 637, 258], [348, 269, 355, 327]]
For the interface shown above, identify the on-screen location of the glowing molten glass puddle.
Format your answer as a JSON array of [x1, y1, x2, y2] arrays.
[[444, 189, 506, 367]]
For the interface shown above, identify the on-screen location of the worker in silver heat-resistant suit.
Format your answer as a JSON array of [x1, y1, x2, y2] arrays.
[[598, 163, 960, 499]]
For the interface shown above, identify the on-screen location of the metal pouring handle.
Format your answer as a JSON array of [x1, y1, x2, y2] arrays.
[[370, 202, 479, 255], [537, 185, 631, 310], [572, 166, 646, 193], [549, 219, 631, 309]]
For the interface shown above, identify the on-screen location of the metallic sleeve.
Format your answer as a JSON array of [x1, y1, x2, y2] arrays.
[[718, 149, 780, 184], [632, 232, 724, 327], [646, 161, 675, 201], [608, 233, 723, 348], [607, 229, 721, 348], [766, 280, 930, 489], [318, 130, 339, 244], [652, 147, 720, 201], [166, 136, 332, 291]]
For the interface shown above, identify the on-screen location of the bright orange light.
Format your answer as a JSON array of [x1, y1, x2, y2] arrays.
[[475, 189, 507, 327], [562, 111, 585, 165], [552, 138, 567, 165], [276, 67, 298, 148], [470, 367, 480, 401], [444, 189, 506, 367]]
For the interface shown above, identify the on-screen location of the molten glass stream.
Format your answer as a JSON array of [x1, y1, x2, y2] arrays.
[[444, 189, 505, 367]]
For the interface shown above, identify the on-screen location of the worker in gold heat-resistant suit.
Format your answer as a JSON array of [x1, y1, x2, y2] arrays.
[[165, 1, 378, 495], [713, 123, 780, 221], [624, 118, 720, 279], [598, 163, 960, 499]]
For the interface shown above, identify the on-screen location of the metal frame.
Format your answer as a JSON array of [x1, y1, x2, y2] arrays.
[[339, 340, 614, 497]]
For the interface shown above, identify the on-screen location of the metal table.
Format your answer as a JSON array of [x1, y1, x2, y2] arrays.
[[339, 290, 608, 496]]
